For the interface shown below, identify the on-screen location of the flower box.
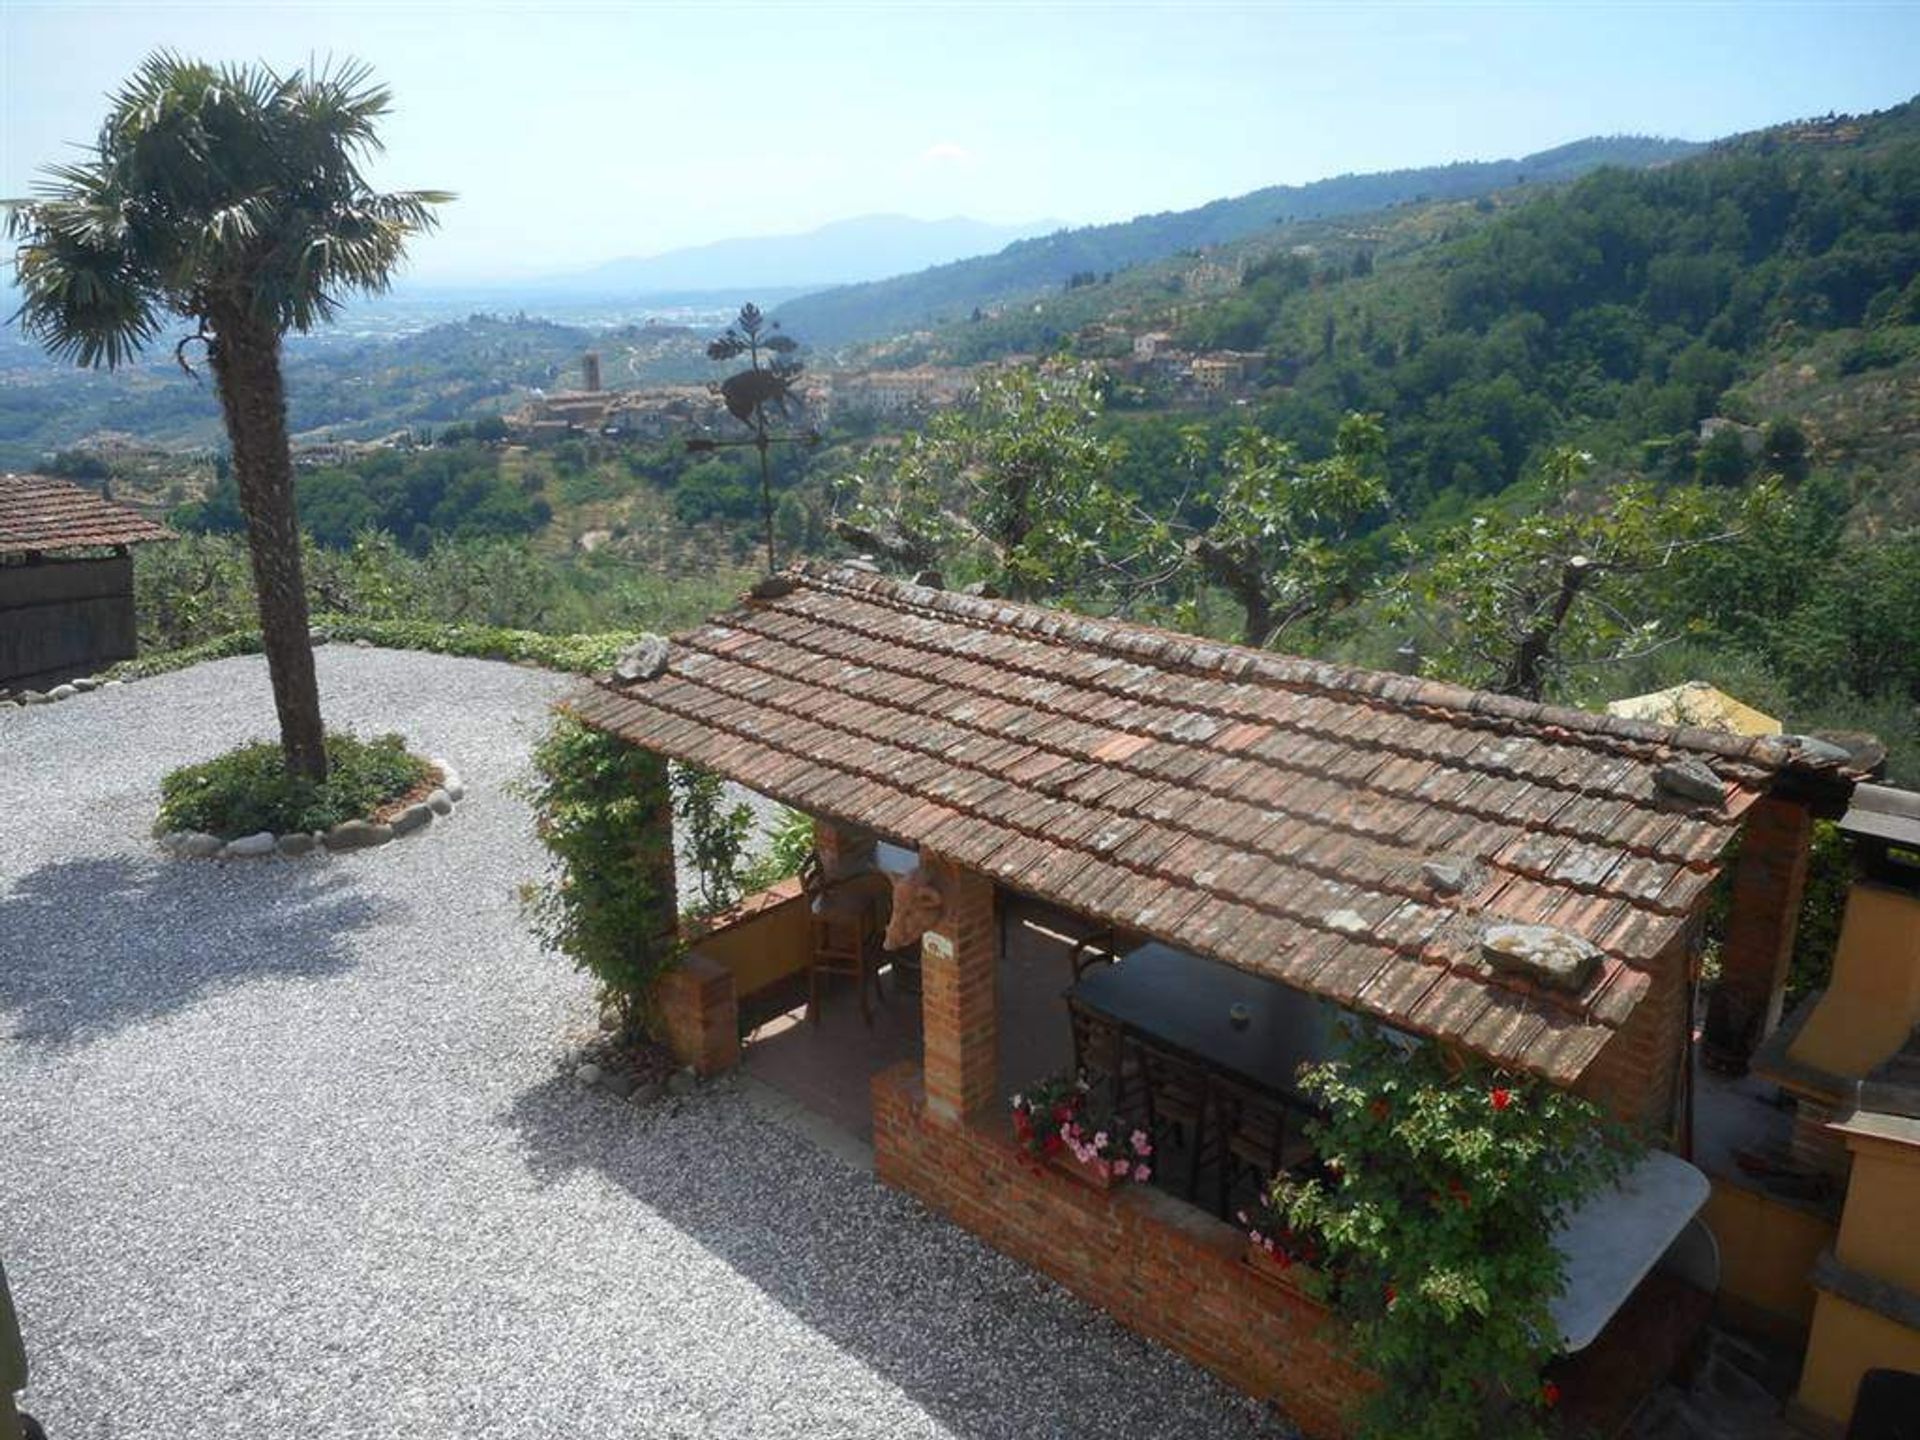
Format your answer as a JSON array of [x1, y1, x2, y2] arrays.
[[1244, 1238, 1302, 1287], [1052, 1147, 1121, 1191]]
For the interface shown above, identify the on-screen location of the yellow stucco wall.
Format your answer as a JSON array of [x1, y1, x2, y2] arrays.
[[691, 889, 812, 999], [1798, 1293, 1920, 1427], [1836, 1137, 1920, 1293], [1788, 883, 1920, 1081], [1703, 1178, 1835, 1338]]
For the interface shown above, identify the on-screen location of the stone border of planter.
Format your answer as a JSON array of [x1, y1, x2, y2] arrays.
[[0, 674, 127, 708], [157, 755, 467, 861], [571, 1055, 700, 1106]]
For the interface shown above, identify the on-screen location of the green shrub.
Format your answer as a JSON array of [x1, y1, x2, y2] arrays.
[[1273, 1026, 1639, 1440], [521, 716, 680, 1027], [105, 617, 645, 684], [157, 731, 433, 839]]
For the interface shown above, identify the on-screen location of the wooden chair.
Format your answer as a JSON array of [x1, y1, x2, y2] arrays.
[[1067, 997, 1144, 1116], [799, 852, 886, 1026], [1211, 1074, 1297, 1220], [1130, 1035, 1219, 1202]]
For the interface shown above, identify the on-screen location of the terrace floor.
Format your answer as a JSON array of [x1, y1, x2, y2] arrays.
[[739, 895, 1079, 1143]]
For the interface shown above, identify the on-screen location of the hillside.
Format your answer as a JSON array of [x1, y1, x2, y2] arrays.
[[772, 136, 1701, 348], [902, 101, 1920, 533], [527, 213, 1060, 295], [0, 313, 718, 463]]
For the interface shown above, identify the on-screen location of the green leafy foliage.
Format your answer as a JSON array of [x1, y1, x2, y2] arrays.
[[177, 443, 551, 551], [1395, 448, 1742, 700], [156, 731, 431, 839], [130, 530, 747, 660], [522, 717, 679, 1025], [1274, 1028, 1639, 1440], [742, 806, 815, 894], [670, 764, 757, 918], [1188, 411, 1389, 644], [836, 366, 1141, 599]]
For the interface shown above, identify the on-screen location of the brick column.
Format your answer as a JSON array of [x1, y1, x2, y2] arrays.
[[919, 857, 999, 1123], [1703, 796, 1815, 1074], [656, 951, 740, 1076], [814, 815, 877, 878]]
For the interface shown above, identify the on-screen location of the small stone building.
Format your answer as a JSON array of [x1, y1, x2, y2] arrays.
[[0, 473, 174, 691]]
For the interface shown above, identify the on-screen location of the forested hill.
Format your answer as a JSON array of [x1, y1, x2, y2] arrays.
[[1134, 98, 1920, 523], [772, 135, 1700, 347]]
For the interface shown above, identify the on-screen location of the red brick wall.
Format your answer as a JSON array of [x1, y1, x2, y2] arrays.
[[873, 1063, 1369, 1438], [1575, 932, 1691, 1139], [1704, 797, 1815, 1072], [814, 816, 877, 879], [656, 951, 739, 1076], [919, 857, 999, 1121]]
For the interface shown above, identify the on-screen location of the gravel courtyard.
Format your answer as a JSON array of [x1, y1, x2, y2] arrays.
[[0, 647, 1289, 1440]]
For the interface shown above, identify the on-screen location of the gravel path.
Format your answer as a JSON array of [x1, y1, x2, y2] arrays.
[[0, 647, 1289, 1440]]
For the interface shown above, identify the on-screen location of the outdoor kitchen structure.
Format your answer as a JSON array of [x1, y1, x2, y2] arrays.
[[570, 563, 1869, 1436]]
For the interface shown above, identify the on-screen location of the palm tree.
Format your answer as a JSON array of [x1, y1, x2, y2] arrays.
[[6, 53, 449, 779]]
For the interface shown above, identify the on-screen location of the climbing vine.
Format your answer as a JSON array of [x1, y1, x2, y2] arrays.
[[1272, 1025, 1640, 1440], [522, 716, 680, 1029]]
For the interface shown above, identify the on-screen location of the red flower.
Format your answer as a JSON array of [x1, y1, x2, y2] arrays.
[[1540, 1380, 1561, 1409], [1369, 1098, 1391, 1121], [1042, 1133, 1064, 1157], [1490, 1087, 1513, 1111], [1384, 1283, 1398, 1306]]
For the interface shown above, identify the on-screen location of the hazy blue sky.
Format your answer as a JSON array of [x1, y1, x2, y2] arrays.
[[4, 2, 1917, 283]]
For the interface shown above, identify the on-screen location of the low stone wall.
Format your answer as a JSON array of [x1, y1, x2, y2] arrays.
[[872, 1063, 1367, 1439]]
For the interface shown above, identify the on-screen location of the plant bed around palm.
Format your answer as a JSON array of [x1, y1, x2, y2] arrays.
[[156, 731, 436, 841]]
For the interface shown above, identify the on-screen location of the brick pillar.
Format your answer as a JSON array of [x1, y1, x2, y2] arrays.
[[637, 749, 679, 943], [657, 952, 740, 1076], [1703, 796, 1815, 1074], [919, 857, 998, 1123], [814, 816, 877, 879]]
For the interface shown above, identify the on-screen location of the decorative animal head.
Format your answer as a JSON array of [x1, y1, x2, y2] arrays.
[[883, 864, 947, 950]]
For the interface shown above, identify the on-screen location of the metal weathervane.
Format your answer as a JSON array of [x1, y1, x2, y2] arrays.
[[688, 302, 821, 572]]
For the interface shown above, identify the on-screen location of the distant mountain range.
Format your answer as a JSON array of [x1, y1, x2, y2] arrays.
[[486, 213, 1063, 300], [774, 136, 1704, 347]]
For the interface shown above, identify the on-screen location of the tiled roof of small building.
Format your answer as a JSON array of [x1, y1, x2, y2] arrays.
[[0, 473, 175, 556], [572, 563, 1854, 1083]]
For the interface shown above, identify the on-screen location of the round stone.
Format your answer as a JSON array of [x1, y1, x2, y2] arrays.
[[178, 832, 223, 859], [47, 684, 78, 701], [277, 833, 318, 857], [72, 676, 100, 692], [18, 691, 50, 705], [575, 1062, 603, 1087], [389, 803, 432, 836], [223, 832, 278, 859], [426, 789, 454, 817], [325, 819, 393, 851]]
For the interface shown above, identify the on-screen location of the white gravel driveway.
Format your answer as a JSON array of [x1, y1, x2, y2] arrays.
[[0, 647, 1288, 1440]]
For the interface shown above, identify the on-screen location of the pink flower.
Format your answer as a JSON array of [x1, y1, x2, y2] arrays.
[[1093, 1131, 1109, 1151], [1130, 1129, 1152, 1156], [1112, 1158, 1131, 1177], [1132, 1164, 1151, 1183]]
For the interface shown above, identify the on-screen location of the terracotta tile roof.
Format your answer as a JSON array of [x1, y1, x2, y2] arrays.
[[571, 563, 1855, 1083], [0, 473, 175, 557]]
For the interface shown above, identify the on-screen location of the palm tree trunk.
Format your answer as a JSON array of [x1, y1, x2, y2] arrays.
[[208, 308, 328, 781]]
